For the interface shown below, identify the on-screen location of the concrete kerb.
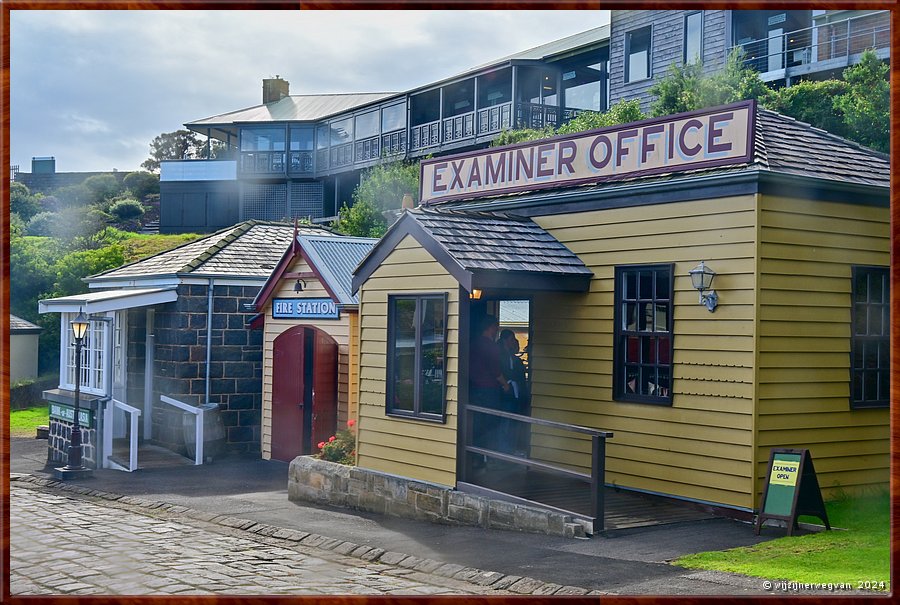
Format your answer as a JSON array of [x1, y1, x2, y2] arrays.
[[10, 474, 601, 596]]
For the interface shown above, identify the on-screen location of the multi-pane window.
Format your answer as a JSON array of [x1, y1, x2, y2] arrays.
[[851, 267, 889, 408], [625, 26, 652, 83], [386, 294, 448, 421], [381, 103, 406, 133], [614, 265, 673, 404], [684, 12, 703, 64], [62, 313, 108, 396]]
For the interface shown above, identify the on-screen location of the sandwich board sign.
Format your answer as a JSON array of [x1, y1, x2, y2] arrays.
[[755, 448, 830, 536]]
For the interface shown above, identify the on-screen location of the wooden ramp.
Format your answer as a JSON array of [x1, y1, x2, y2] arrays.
[[468, 462, 714, 531]]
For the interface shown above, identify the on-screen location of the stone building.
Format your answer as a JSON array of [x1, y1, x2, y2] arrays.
[[39, 220, 338, 470]]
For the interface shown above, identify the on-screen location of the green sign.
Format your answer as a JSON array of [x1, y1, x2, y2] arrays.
[[756, 448, 830, 536], [49, 402, 94, 429]]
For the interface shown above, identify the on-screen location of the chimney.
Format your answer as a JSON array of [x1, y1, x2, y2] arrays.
[[263, 75, 290, 104]]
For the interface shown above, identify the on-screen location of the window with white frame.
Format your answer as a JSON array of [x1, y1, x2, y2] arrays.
[[60, 312, 109, 396]]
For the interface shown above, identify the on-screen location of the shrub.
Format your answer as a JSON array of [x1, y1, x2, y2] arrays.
[[109, 198, 145, 222], [26, 211, 58, 236], [316, 419, 357, 465]]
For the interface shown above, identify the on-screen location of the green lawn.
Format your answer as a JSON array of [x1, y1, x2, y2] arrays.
[[675, 491, 890, 591], [9, 406, 49, 438]]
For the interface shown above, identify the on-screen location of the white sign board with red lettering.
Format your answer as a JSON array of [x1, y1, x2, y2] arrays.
[[420, 101, 756, 205]]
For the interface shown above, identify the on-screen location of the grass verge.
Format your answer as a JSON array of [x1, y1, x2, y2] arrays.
[[675, 491, 889, 590], [9, 406, 49, 438]]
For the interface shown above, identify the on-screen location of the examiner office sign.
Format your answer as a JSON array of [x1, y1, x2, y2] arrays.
[[420, 101, 756, 204]]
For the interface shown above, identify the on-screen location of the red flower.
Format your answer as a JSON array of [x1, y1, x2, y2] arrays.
[[317, 441, 326, 449], [347, 419, 356, 428], [328, 435, 336, 442]]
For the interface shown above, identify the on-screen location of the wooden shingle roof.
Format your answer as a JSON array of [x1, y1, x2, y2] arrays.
[[353, 209, 592, 294]]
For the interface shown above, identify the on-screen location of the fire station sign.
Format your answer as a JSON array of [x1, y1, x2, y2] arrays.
[[273, 298, 340, 320], [420, 100, 756, 204]]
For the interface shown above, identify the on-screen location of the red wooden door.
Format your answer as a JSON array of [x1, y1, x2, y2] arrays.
[[310, 330, 338, 448], [271, 327, 306, 462]]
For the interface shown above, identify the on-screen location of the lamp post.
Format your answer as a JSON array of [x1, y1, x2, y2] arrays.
[[65, 311, 90, 471]]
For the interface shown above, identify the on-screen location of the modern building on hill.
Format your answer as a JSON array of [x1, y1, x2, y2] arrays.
[[610, 9, 890, 111], [160, 25, 612, 233], [159, 9, 887, 236]]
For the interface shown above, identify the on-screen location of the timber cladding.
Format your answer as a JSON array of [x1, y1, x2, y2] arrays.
[[260, 255, 352, 460], [756, 195, 890, 502], [357, 235, 460, 487], [532, 195, 759, 510]]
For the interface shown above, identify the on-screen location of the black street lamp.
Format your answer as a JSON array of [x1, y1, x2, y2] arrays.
[[65, 310, 90, 471]]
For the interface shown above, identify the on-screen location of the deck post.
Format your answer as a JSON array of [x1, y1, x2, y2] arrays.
[[591, 434, 606, 532]]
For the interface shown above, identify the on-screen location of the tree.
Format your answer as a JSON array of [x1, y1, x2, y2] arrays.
[[351, 160, 420, 213], [650, 50, 769, 117], [649, 61, 703, 117], [123, 171, 160, 200], [833, 49, 889, 153], [10, 181, 42, 222], [557, 100, 646, 134], [762, 79, 850, 140], [83, 174, 123, 204], [141, 129, 203, 172], [332, 198, 388, 238]]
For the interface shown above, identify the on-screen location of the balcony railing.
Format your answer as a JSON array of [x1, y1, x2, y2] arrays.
[[442, 111, 476, 144], [477, 103, 513, 135], [381, 129, 406, 157], [354, 135, 381, 163], [732, 10, 889, 76], [289, 151, 314, 174]]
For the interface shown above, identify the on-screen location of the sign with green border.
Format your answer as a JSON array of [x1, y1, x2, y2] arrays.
[[49, 402, 94, 429], [756, 448, 830, 536]]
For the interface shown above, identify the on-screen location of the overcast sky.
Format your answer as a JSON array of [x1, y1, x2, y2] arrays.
[[10, 10, 610, 174]]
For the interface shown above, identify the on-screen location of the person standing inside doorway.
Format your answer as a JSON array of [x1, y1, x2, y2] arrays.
[[498, 329, 528, 455], [469, 315, 509, 453]]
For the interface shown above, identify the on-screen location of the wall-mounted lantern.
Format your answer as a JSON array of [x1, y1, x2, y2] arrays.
[[688, 261, 718, 312], [469, 289, 483, 300]]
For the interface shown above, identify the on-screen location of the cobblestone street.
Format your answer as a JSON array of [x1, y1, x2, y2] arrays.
[[10, 480, 518, 596]]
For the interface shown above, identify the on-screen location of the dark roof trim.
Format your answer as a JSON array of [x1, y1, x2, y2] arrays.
[[472, 269, 591, 293], [352, 212, 473, 294]]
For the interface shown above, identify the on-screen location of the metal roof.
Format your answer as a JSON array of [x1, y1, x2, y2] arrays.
[[187, 93, 398, 128], [89, 221, 335, 282], [298, 236, 377, 305], [469, 24, 610, 70], [38, 288, 179, 314], [186, 25, 610, 132]]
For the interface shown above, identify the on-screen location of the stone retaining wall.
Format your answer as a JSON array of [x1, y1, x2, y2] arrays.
[[288, 456, 589, 538]]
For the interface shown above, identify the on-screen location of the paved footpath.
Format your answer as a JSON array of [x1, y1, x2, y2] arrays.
[[10, 478, 594, 596]]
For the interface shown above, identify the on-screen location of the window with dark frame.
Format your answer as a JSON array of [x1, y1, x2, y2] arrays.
[[625, 26, 652, 83], [386, 293, 448, 421], [851, 266, 889, 408], [684, 11, 703, 65], [614, 265, 673, 404]]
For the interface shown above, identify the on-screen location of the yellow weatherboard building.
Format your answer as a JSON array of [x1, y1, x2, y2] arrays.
[[351, 101, 889, 521]]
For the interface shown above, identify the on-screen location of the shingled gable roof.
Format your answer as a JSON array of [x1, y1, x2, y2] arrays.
[[89, 221, 336, 283], [254, 234, 377, 311], [352, 209, 593, 294]]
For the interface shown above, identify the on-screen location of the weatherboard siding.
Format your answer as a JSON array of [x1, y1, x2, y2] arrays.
[[756, 195, 890, 502], [260, 256, 352, 460], [531, 195, 758, 510], [357, 235, 460, 487]]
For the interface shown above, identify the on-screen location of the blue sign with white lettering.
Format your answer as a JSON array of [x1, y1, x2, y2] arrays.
[[272, 298, 340, 320]]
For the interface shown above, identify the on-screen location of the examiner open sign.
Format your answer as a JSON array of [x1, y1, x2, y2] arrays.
[[770, 458, 800, 486], [420, 101, 755, 204]]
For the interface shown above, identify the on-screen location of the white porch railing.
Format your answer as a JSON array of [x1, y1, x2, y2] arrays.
[[160, 395, 205, 465], [104, 399, 141, 472]]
